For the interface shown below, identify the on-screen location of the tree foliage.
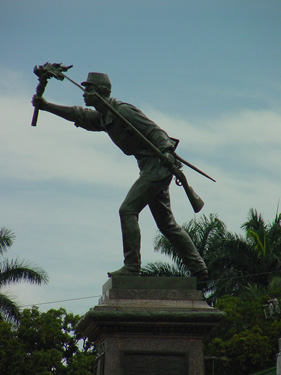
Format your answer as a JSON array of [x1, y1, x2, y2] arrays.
[[140, 261, 189, 277], [143, 209, 281, 303], [205, 290, 281, 374], [143, 209, 281, 372], [0, 227, 48, 323], [206, 209, 281, 302], [0, 307, 96, 375], [0, 228, 15, 253]]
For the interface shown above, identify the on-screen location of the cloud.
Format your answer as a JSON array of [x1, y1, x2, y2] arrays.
[[146, 106, 281, 150], [2, 91, 280, 224], [2, 93, 280, 185], [1, 94, 138, 187], [143, 105, 281, 232], [145, 106, 281, 177], [0, 67, 29, 94], [1, 89, 280, 315]]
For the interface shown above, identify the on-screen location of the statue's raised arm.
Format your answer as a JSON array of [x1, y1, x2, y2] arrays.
[[31, 62, 73, 126]]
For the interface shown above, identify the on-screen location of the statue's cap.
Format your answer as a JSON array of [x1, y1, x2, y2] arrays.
[[81, 72, 111, 88]]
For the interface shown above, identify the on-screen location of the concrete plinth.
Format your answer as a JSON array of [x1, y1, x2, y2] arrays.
[[76, 276, 224, 375]]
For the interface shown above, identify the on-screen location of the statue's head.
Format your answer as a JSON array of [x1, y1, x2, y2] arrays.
[[81, 72, 111, 98]]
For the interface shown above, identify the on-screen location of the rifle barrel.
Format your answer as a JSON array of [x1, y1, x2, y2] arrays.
[[174, 153, 216, 182]]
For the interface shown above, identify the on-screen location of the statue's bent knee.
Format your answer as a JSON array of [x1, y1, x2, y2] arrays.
[[119, 204, 127, 218], [119, 203, 138, 218]]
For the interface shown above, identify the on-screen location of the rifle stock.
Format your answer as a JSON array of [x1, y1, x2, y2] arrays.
[[172, 168, 204, 213]]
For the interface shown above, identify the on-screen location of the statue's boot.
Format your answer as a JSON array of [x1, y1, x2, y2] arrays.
[[108, 212, 141, 278], [108, 265, 140, 277]]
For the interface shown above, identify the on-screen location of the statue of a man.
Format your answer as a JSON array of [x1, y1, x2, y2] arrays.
[[32, 72, 208, 281]]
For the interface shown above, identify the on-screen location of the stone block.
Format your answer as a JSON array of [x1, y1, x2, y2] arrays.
[[76, 276, 224, 375]]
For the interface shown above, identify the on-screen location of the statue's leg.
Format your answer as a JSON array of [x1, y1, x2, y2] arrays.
[[108, 176, 168, 277], [149, 186, 208, 278]]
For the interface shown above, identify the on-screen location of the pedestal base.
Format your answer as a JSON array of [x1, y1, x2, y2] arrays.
[[76, 277, 224, 375]]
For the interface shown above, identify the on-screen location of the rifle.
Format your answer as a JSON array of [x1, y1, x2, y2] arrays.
[[31, 63, 216, 213]]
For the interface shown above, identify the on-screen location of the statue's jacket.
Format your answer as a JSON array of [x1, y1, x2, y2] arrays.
[[73, 98, 179, 181]]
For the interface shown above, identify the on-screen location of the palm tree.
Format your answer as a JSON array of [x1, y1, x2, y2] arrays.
[[153, 213, 226, 264], [0, 227, 48, 323], [142, 210, 281, 303], [240, 209, 281, 283], [141, 213, 228, 294]]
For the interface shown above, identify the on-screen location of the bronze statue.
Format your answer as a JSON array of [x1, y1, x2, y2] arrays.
[[31, 63, 210, 281]]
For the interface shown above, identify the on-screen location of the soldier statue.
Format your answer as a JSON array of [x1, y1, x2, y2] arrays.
[[32, 71, 208, 281]]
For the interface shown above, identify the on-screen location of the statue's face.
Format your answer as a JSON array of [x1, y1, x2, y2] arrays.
[[83, 83, 100, 107]]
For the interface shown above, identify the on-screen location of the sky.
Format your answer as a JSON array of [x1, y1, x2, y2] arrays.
[[0, 0, 280, 316]]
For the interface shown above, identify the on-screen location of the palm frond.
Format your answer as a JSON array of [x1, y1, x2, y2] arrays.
[[140, 262, 189, 277], [189, 214, 226, 256], [153, 233, 186, 268], [154, 214, 226, 271], [0, 227, 15, 254], [154, 233, 173, 254], [0, 259, 49, 287], [241, 208, 266, 232], [0, 292, 20, 323], [246, 229, 266, 257]]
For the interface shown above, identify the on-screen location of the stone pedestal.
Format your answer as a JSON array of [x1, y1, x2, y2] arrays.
[[76, 277, 224, 375]]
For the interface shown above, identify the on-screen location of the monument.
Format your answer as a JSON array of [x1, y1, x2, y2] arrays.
[[31, 63, 223, 374], [76, 276, 224, 375], [31, 62, 215, 281]]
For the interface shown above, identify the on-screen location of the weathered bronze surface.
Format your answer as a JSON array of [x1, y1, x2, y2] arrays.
[[31, 65, 211, 279]]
